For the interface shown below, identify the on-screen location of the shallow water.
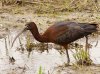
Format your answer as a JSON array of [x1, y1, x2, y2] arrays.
[[0, 31, 100, 74]]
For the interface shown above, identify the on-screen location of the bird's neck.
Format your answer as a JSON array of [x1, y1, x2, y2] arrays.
[[30, 25, 49, 43]]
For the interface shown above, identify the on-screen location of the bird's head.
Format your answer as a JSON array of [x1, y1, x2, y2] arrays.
[[11, 22, 36, 48], [25, 22, 36, 30]]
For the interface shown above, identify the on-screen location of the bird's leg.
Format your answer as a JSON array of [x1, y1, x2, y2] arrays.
[[85, 36, 88, 53], [64, 45, 70, 65], [85, 36, 89, 61], [66, 49, 70, 64], [46, 43, 49, 53]]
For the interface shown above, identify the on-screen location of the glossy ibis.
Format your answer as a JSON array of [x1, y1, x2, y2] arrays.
[[12, 21, 98, 65]]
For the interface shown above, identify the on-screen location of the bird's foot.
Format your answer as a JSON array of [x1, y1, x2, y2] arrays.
[[64, 63, 71, 67]]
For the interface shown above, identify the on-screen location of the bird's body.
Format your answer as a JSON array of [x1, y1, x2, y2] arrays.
[[12, 21, 98, 65], [40, 22, 97, 45]]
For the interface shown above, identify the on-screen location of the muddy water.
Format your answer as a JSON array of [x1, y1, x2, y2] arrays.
[[0, 12, 100, 74], [0, 30, 99, 74], [0, 31, 65, 74]]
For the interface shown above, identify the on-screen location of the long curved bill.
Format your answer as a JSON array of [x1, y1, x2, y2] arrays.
[[11, 27, 27, 48]]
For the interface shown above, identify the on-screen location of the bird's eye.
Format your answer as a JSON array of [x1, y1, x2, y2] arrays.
[[27, 26, 29, 28]]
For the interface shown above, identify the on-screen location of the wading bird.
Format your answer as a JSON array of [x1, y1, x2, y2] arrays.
[[12, 21, 98, 65]]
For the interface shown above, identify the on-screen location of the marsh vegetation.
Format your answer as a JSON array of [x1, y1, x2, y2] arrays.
[[0, 0, 100, 74]]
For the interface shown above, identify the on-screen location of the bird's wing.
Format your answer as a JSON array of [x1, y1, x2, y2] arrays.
[[79, 23, 98, 32], [55, 25, 91, 44]]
